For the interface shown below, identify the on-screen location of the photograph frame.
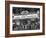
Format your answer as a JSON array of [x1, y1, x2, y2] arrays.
[[5, 1, 45, 37]]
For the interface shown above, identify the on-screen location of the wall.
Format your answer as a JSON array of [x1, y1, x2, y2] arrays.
[[0, 0, 46, 38]]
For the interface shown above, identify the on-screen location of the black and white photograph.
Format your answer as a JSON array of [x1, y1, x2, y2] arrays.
[[12, 7, 40, 31]]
